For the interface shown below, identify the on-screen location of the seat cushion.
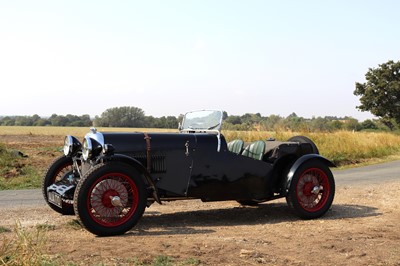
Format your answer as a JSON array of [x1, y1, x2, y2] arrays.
[[241, 140, 265, 160], [227, 139, 244, 154]]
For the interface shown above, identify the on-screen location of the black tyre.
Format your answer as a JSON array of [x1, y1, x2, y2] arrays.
[[288, 136, 319, 154], [42, 156, 75, 215], [73, 162, 147, 236], [286, 160, 335, 219]]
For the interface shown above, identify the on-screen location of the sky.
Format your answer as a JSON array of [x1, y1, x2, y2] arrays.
[[1, 1, 399, 121]]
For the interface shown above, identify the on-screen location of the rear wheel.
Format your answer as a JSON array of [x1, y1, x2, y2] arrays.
[[42, 156, 75, 215], [286, 160, 335, 219], [73, 162, 147, 236]]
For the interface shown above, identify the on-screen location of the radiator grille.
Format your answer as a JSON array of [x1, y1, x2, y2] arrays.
[[128, 152, 166, 173]]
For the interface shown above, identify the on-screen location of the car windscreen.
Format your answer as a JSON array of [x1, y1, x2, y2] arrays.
[[181, 110, 222, 131]]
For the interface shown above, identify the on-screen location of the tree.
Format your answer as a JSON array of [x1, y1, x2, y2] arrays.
[[222, 111, 228, 120], [361, 119, 377, 130], [15, 116, 33, 126], [34, 119, 50, 126], [165, 116, 178, 128], [329, 120, 343, 130], [95, 106, 145, 127], [343, 118, 362, 131], [309, 117, 332, 132], [285, 113, 305, 131], [0, 116, 15, 126], [49, 114, 68, 126], [225, 115, 242, 125], [354, 60, 400, 125], [261, 114, 283, 131]]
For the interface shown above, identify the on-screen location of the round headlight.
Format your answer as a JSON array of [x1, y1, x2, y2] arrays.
[[82, 136, 102, 161], [82, 137, 92, 161], [63, 135, 82, 157]]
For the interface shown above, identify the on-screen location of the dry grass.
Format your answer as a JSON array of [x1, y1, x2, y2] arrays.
[[309, 131, 400, 165], [0, 222, 51, 266], [1, 127, 400, 167], [0, 126, 174, 137], [0, 221, 200, 266], [223, 130, 400, 166]]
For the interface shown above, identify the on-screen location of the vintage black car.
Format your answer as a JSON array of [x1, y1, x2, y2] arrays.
[[43, 110, 335, 236]]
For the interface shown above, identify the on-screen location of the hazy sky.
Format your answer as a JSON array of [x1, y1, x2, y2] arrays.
[[1, 1, 399, 120]]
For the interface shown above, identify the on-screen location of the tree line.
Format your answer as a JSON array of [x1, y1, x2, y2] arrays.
[[0, 107, 182, 129], [0, 106, 398, 132], [223, 112, 397, 132], [2, 58, 400, 132], [0, 114, 92, 127]]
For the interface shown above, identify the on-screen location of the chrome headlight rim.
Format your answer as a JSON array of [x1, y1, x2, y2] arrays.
[[82, 136, 93, 161], [82, 136, 102, 161], [63, 135, 82, 157]]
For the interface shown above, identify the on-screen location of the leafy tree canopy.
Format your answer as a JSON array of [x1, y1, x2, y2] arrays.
[[94, 106, 145, 128], [354, 60, 400, 124]]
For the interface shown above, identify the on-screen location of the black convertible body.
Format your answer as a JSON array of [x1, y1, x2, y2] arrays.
[[43, 110, 335, 236]]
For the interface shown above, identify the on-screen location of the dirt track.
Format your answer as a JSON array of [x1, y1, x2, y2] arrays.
[[1, 134, 400, 265], [1, 180, 400, 265]]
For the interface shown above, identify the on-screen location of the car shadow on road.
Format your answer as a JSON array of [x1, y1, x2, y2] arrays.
[[323, 203, 382, 220], [125, 202, 381, 236]]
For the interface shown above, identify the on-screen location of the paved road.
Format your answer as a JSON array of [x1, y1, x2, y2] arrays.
[[0, 188, 46, 207], [333, 160, 400, 185], [0, 160, 399, 208]]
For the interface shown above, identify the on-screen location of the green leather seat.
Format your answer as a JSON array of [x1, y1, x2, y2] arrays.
[[227, 139, 244, 154], [241, 140, 265, 160]]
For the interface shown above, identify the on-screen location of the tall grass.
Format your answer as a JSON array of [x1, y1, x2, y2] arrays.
[[1, 126, 400, 167], [0, 222, 51, 266], [308, 131, 400, 165], [224, 130, 400, 166], [0, 222, 199, 266], [0, 126, 174, 136]]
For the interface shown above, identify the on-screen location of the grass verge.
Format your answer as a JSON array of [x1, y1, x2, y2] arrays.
[[0, 222, 52, 266], [0, 143, 41, 190], [1, 129, 400, 189], [0, 222, 200, 266], [224, 130, 400, 166]]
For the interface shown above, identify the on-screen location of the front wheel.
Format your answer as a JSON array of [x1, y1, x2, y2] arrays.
[[42, 156, 75, 215], [73, 162, 147, 236], [286, 160, 335, 219]]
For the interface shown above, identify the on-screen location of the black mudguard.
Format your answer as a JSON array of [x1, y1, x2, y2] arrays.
[[100, 154, 161, 203], [284, 154, 336, 195]]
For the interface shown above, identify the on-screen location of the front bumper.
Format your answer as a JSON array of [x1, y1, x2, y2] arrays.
[[47, 182, 75, 208]]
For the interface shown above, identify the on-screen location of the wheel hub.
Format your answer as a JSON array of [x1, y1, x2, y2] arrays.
[[297, 173, 321, 208], [311, 185, 323, 195], [110, 196, 123, 207], [91, 179, 129, 217], [102, 190, 119, 208], [303, 182, 316, 196]]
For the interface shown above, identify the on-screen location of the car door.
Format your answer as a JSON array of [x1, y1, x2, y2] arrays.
[[187, 134, 273, 200], [149, 133, 196, 196]]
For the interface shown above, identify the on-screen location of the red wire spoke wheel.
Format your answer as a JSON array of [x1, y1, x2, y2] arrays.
[[74, 162, 147, 236], [88, 173, 138, 227], [286, 160, 335, 219], [295, 168, 330, 212]]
